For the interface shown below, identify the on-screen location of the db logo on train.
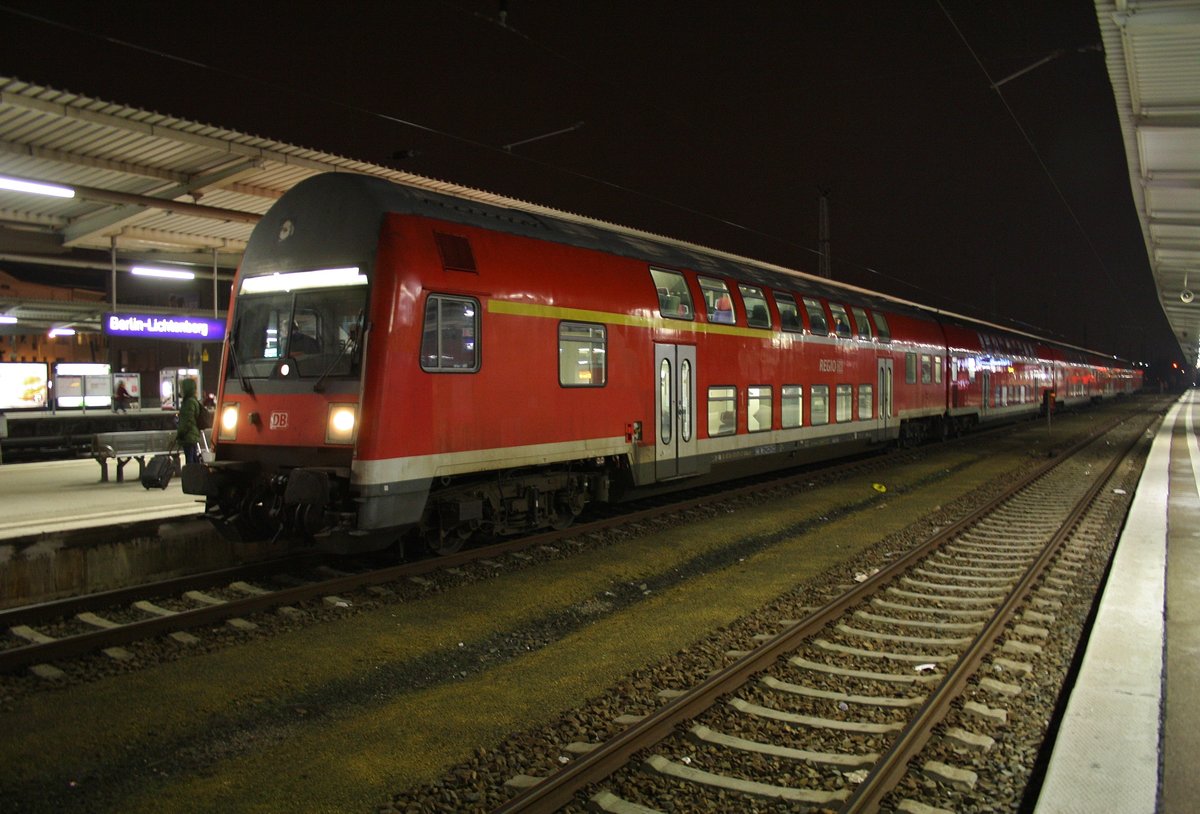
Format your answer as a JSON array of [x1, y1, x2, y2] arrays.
[[269, 411, 289, 430]]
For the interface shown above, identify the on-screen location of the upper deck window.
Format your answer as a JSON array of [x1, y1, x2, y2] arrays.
[[872, 312, 891, 342], [739, 285, 772, 328], [775, 293, 802, 332], [699, 277, 735, 323], [829, 304, 852, 338], [803, 298, 829, 335], [651, 268, 694, 320], [851, 307, 873, 340]]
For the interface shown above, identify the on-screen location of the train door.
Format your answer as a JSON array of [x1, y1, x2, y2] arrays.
[[981, 372, 991, 416], [877, 358, 893, 434], [654, 343, 698, 480]]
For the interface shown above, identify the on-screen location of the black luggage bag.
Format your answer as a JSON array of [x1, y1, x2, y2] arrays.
[[141, 453, 175, 490]]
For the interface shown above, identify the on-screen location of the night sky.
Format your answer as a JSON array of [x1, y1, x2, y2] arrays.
[[0, 1, 1179, 369]]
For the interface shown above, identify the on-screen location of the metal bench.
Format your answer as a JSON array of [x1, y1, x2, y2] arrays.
[[91, 430, 179, 483]]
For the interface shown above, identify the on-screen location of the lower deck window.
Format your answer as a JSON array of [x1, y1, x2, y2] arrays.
[[836, 384, 853, 422], [782, 385, 802, 428], [748, 386, 772, 432], [811, 385, 829, 425], [708, 386, 736, 436], [858, 384, 873, 419], [558, 322, 606, 386]]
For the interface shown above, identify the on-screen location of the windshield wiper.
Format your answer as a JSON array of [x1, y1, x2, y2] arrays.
[[227, 331, 254, 396], [312, 312, 364, 393]]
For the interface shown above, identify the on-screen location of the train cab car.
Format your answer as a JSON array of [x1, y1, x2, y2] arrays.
[[185, 172, 1140, 555]]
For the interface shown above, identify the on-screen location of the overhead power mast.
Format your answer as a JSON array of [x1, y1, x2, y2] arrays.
[[818, 189, 832, 279]]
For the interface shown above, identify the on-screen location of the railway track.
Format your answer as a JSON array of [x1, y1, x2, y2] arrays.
[[0, 413, 1032, 681], [484, 408, 1153, 813], [0, 400, 1142, 696]]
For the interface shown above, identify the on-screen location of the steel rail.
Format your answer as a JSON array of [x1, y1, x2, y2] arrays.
[[0, 420, 946, 672], [488, 412, 1140, 814], [0, 553, 320, 628], [839, 415, 1145, 812], [0, 408, 1142, 675]]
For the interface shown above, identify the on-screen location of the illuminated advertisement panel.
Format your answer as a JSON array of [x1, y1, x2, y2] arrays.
[[104, 312, 225, 342], [0, 362, 49, 409]]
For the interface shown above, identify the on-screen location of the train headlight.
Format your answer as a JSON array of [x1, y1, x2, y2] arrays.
[[326, 403, 357, 444], [218, 403, 239, 441]]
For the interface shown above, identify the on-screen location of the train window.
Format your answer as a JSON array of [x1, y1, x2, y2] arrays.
[[775, 293, 802, 332], [835, 384, 853, 422], [699, 277, 735, 324], [420, 294, 479, 372], [810, 385, 829, 425], [559, 322, 606, 387], [851, 307, 873, 340], [829, 304, 852, 338], [920, 355, 933, 384], [650, 268, 694, 320], [859, 384, 874, 420], [708, 386, 737, 436], [229, 284, 367, 379], [739, 285, 772, 329], [872, 312, 891, 342], [660, 360, 672, 445], [748, 386, 772, 432], [803, 298, 830, 335], [934, 355, 943, 384], [680, 360, 692, 442], [905, 353, 917, 384], [782, 385, 803, 428]]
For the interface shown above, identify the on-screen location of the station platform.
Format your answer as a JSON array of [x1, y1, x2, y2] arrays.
[[1035, 389, 1198, 813], [0, 456, 203, 541]]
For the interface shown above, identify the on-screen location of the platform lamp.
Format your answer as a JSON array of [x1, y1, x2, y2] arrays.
[[130, 265, 197, 281], [0, 175, 75, 198]]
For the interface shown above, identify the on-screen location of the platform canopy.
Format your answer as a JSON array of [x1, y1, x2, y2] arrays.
[[0, 76, 561, 333], [1096, 1, 1200, 369]]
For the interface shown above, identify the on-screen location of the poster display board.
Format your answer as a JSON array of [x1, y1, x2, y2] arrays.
[[54, 363, 111, 409], [0, 362, 49, 409], [160, 367, 199, 410]]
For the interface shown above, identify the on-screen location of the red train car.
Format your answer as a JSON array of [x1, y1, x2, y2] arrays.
[[184, 173, 1140, 554]]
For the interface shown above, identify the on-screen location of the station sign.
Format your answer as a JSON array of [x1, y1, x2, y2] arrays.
[[104, 312, 225, 342]]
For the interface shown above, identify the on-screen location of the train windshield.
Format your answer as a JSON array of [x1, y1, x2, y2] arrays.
[[228, 269, 368, 379]]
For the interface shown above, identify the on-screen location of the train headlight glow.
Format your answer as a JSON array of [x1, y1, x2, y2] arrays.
[[326, 403, 357, 444], [218, 403, 239, 441]]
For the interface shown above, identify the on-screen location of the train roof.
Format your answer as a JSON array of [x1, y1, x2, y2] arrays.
[[246, 172, 1128, 367]]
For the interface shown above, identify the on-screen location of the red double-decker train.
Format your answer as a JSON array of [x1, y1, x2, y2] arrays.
[[183, 173, 1141, 554]]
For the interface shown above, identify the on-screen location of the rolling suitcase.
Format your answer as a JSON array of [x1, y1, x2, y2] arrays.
[[141, 452, 175, 490]]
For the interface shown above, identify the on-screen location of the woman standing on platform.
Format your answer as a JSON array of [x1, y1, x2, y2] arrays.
[[176, 378, 202, 465]]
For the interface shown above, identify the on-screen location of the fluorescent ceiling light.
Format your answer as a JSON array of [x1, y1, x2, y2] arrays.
[[131, 265, 196, 281], [0, 175, 75, 198], [241, 266, 366, 294], [48, 328, 76, 337], [0, 315, 16, 324]]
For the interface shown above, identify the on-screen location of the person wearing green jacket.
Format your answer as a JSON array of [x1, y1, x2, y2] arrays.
[[176, 377, 202, 464]]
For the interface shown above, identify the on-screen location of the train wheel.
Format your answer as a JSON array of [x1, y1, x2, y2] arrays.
[[549, 496, 578, 531], [427, 524, 471, 556]]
